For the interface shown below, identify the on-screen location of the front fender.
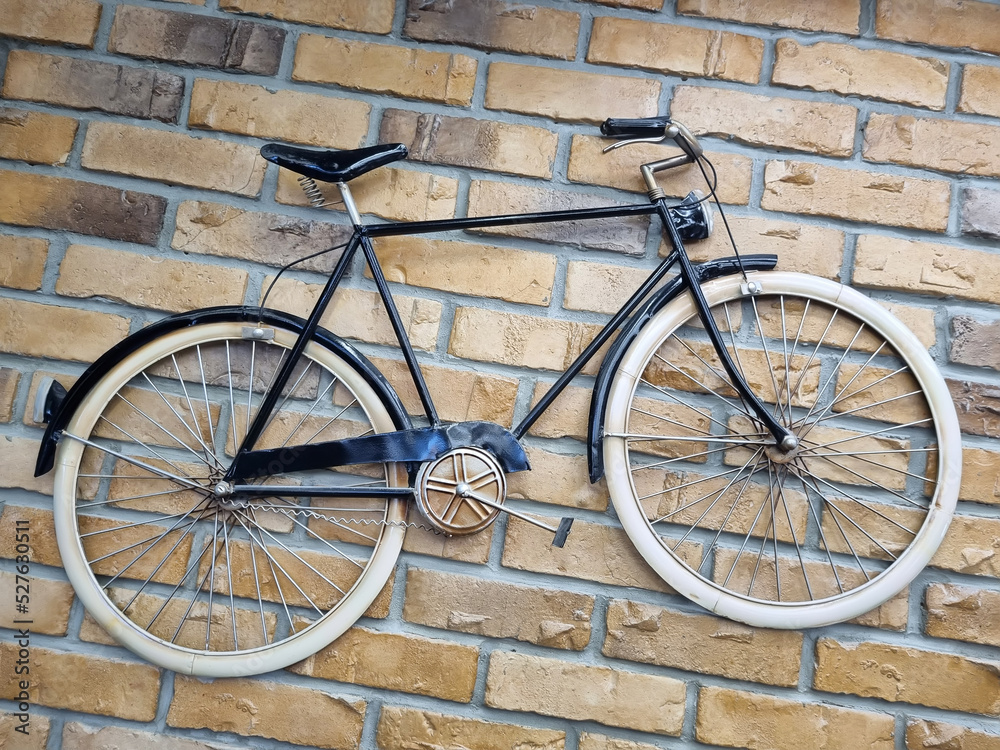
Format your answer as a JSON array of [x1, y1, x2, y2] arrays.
[[587, 254, 777, 482], [34, 306, 411, 477]]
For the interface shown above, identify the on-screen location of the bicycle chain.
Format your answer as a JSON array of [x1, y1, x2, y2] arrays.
[[249, 501, 445, 535]]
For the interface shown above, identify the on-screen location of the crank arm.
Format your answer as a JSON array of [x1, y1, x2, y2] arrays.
[[468, 491, 574, 548]]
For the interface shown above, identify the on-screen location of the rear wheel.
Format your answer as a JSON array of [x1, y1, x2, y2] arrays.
[[53, 318, 406, 676], [604, 272, 960, 628]]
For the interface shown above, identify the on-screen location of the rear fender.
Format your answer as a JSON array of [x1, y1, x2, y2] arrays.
[[34, 306, 411, 476]]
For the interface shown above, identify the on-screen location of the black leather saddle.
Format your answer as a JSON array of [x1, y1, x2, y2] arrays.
[[259, 143, 408, 183]]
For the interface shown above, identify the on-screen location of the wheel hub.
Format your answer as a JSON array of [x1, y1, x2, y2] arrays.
[[415, 447, 506, 536], [765, 441, 801, 465]]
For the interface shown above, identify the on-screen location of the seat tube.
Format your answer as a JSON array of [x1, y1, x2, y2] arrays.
[[361, 235, 440, 425], [656, 199, 795, 448], [224, 232, 362, 478]]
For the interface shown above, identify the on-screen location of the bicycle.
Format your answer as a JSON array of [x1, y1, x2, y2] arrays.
[[32, 117, 962, 677]]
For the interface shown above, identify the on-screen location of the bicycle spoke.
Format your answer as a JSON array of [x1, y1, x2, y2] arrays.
[[637, 377, 735, 434], [776, 465, 813, 600], [749, 296, 785, 422], [695, 449, 769, 575], [797, 340, 886, 440]]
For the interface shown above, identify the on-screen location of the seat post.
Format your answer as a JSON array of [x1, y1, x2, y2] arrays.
[[338, 181, 362, 226]]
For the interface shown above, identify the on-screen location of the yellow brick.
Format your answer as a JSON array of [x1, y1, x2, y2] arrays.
[[188, 78, 369, 148], [0, 436, 62, 497], [263, 277, 442, 351], [960, 65, 1000, 118], [696, 686, 894, 749], [773, 39, 948, 110], [931, 513, 1000, 578], [485, 651, 686, 735], [403, 523, 492, 564], [368, 357, 519, 426], [168, 676, 366, 748], [380, 110, 558, 179], [815, 639, 1000, 714], [0, 712, 49, 750], [0, 298, 129, 362], [865, 113, 1000, 178], [926, 583, 1000, 647], [564, 261, 653, 315], [855, 235, 1000, 304], [501, 516, 684, 593], [57, 245, 248, 313], [527, 383, 591, 440], [679, 215, 844, 279], [0, 0, 101, 46], [588, 17, 762, 84], [0, 108, 78, 165], [377, 706, 565, 750], [672, 86, 856, 156], [0, 235, 47, 291], [61, 723, 245, 750], [907, 719, 1000, 750], [403, 567, 594, 649], [294, 35, 476, 106], [0, 368, 19, 423], [289, 626, 479, 701], [507, 443, 608, 512], [372, 236, 555, 306], [485, 62, 659, 124], [450, 307, 604, 373], [877, 0, 1000, 55], [569, 135, 752, 204], [0, 572, 73, 636], [81, 122, 266, 196], [219, 0, 391, 32], [579, 734, 662, 750], [604, 599, 803, 686], [949, 446, 1000, 504], [678, 0, 861, 34], [0, 506, 62, 568], [275, 166, 458, 223], [0, 644, 159, 721], [763, 161, 950, 232]]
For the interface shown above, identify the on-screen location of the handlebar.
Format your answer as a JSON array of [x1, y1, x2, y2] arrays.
[[600, 117, 705, 201], [599, 116, 703, 159]]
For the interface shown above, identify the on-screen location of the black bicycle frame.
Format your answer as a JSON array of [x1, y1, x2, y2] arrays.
[[225, 195, 791, 483]]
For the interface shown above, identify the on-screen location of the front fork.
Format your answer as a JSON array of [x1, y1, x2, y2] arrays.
[[656, 199, 798, 452]]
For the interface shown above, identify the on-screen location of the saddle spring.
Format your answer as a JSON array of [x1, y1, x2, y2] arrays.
[[298, 175, 334, 208]]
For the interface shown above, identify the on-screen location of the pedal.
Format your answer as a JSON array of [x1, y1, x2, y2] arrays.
[[32, 376, 67, 424], [552, 517, 573, 548]]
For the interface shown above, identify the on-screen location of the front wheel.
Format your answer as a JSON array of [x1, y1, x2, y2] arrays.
[[604, 272, 961, 629], [52, 317, 407, 676]]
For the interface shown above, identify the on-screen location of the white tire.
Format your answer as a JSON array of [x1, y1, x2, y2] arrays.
[[604, 272, 961, 629], [53, 319, 406, 676]]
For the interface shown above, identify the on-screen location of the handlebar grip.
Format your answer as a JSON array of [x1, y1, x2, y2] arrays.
[[600, 117, 671, 138]]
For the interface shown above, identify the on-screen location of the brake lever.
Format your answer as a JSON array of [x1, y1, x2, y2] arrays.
[[602, 134, 667, 154]]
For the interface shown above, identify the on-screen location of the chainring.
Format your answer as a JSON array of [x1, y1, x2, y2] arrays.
[[414, 446, 507, 535]]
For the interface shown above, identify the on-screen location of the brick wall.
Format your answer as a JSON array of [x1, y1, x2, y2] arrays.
[[1, 0, 1000, 748]]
